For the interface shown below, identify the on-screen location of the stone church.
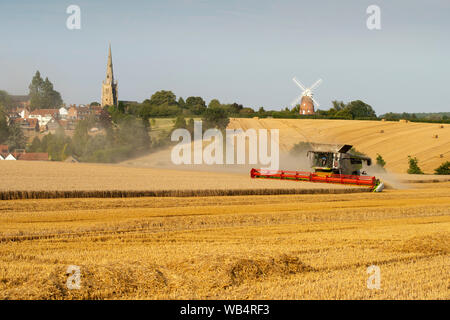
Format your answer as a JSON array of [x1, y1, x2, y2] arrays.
[[101, 44, 118, 107]]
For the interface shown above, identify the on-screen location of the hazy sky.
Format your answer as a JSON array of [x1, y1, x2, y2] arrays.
[[0, 0, 449, 114]]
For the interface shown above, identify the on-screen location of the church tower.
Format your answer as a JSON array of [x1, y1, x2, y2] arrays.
[[101, 44, 118, 107]]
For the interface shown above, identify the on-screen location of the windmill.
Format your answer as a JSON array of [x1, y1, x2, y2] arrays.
[[291, 77, 322, 115]]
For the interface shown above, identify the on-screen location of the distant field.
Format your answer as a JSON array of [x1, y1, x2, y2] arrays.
[[127, 118, 450, 175], [0, 182, 448, 299], [229, 118, 450, 174]]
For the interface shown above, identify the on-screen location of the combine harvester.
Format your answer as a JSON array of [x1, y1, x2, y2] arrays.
[[251, 144, 384, 192]]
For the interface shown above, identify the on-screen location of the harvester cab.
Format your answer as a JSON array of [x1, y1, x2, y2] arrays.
[[307, 144, 372, 176]]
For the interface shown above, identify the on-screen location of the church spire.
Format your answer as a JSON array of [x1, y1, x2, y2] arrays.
[[106, 43, 114, 84], [101, 43, 118, 107]]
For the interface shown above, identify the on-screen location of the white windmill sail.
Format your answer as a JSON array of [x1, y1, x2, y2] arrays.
[[291, 77, 322, 108]]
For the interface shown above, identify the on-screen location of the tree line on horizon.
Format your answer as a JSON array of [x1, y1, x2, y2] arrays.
[[1, 70, 449, 123], [1, 71, 450, 166]]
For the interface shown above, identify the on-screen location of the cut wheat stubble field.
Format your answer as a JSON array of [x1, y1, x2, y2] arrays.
[[0, 182, 448, 299]]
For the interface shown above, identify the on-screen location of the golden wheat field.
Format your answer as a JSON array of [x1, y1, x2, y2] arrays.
[[0, 180, 448, 299], [228, 118, 450, 174], [0, 161, 360, 192], [125, 118, 450, 175], [0, 117, 449, 300]]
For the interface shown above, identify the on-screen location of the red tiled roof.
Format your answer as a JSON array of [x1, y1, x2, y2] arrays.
[[30, 109, 59, 116], [17, 153, 49, 161], [14, 118, 39, 127], [0, 145, 8, 153]]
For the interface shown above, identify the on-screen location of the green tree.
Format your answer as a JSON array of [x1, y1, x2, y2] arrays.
[[202, 106, 229, 130], [0, 104, 9, 143], [38, 129, 73, 161], [407, 156, 424, 174], [334, 109, 353, 119], [72, 120, 90, 156], [29, 71, 44, 109], [178, 97, 186, 109], [0, 91, 12, 110], [117, 115, 151, 151], [239, 107, 255, 116], [229, 103, 243, 115], [331, 100, 346, 111], [28, 71, 63, 110], [434, 161, 450, 175], [83, 135, 108, 159], [208, 99, 221, 109], [147, 90, 177, 106], [173, 115, 187, 129], [28, 136, 42, 152], [346, 100, 377, 119], [376, 154, 386, 168], [6, 122, 26, 151], [186, 96, 206, 115]]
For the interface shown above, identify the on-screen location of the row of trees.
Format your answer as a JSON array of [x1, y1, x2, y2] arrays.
[[121, 89, 380, 121], [3, 70, 449, 124], [126, 90, 248, 119], [381, 112, 450, 122], [3, 70, 449, 123]]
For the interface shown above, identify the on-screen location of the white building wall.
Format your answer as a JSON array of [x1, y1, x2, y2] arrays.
[[59, 107, 68, 119]]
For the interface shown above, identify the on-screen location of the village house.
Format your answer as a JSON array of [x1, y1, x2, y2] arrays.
[[66, 104, 104, 121], [0, 153, 17, 161], [46, 118, 61, 132], [28, 109, 59, 127], [0, 144, 49, 161], [76, 105, 91, 120], [67, 105, 78, 120], [59, 119, 76, 130], [6, 111, 20, 123], [13, 118, 39, 132], [3, 154, 17, 160], [59, 107, 69, 119], [19, 107, 30, 119]]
